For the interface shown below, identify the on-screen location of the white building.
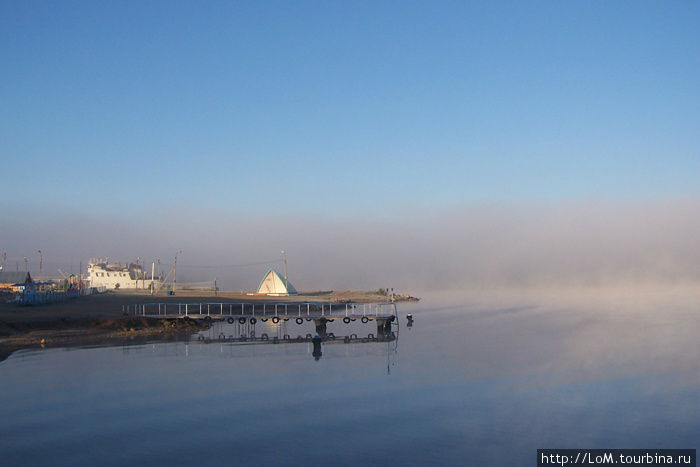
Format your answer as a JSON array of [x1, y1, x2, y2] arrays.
[[87, 259, 159, 290]]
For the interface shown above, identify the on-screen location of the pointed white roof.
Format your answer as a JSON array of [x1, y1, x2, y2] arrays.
[[256, 268, 297, 296]]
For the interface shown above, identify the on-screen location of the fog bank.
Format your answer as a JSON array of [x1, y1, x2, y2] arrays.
[[2, 199, 699, 292]]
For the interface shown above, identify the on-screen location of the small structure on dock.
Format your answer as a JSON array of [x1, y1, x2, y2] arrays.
[[254, 268, 297, 296]]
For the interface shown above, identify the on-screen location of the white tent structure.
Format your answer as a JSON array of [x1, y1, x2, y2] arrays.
[[255, 268, 298, 296]]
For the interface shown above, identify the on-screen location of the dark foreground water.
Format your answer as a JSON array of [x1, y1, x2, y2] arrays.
[[1, 293, 698, 466]]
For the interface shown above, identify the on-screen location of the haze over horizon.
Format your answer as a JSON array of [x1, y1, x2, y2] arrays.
[[3, 198, 700, 292], [2, 2, 698, 292]]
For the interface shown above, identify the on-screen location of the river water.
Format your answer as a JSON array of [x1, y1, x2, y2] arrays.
[[1, 290, 698, 465]]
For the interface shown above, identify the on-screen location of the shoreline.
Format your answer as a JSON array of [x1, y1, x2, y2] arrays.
[[0, 316, 208, 362]]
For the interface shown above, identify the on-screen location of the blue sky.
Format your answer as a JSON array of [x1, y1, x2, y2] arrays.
[[2, 1, 699, 218]]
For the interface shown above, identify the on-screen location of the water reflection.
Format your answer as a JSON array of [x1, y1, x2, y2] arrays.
[[2, 295, 698, 466], [188, 316, 401, 364], [194, 315, 399, 345], [312, 335, 322, 361]]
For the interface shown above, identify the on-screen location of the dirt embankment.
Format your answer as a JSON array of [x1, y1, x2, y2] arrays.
[[0, 316, 208, 362]]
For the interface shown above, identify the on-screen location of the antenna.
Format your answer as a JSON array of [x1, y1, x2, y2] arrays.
[[172, 250, 182, 292], [281, 250, 288, 290]]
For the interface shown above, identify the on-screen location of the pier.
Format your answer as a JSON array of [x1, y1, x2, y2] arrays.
[[125, 301, 399, 338]]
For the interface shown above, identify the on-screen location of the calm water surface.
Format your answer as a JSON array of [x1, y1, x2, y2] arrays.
[[1, 297, 698, 466]]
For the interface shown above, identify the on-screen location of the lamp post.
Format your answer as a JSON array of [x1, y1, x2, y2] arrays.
[[37, 250, 42, 282]]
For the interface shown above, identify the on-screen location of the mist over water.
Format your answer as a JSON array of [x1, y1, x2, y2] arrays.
[[0, 199, 700, 291], [2, 198, 699, 291]]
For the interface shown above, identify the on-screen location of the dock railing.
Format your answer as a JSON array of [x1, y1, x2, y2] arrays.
[[124, 301, 398, 320]]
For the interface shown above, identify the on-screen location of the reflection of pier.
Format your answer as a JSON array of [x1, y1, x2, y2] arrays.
[[126, 301, 400, 363], [195, 318, 399, 362], [126, 301, 399, 340], [194, 328, 398, 345]]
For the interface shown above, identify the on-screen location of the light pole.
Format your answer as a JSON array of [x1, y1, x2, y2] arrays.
[[173, 250, 182, 292], [37, 250, 42, 282]]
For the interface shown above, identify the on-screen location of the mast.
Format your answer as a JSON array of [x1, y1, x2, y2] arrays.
[[281, 250, 288, 290], [172, 250, 181, 292], [173, 253, 177, 292]]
